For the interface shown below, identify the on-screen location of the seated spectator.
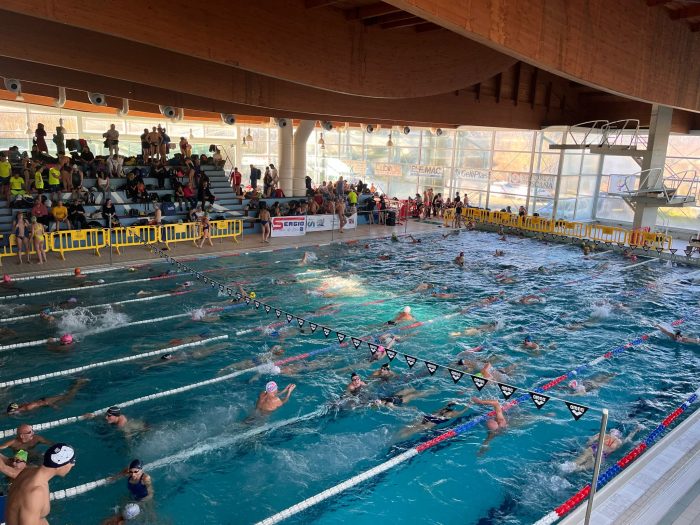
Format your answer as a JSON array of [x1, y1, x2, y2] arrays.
[[107, 155, 124, 178], [78, 146, 95, 176], [271, 201, 281, 217], [9, 170, 26, 203], [31, 196, 50, 227], [70, 165, 85, 200], [135, 179, 149, 203], [173, 181, 186, 211], [187, 206, 201, 223], [68, 198, 88, 229], [51, 199, 70, 231], [272, 186, 286, 198], [308, 197, 319, 215], [153, 161, 167, 189], [102, 198, 117, 228], [96, 171, 111, 199], [125, 172, 139, 200], [183, 181, 196, 209], [197, 180, 215, 210]]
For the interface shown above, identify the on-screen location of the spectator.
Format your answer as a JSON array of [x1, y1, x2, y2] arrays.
[[270, 164, 279, 191], [140, 128, 150, 161], [12, 211, 30, 264], [103, 124, 120, 157], [212, 148, 224, 167], [102, 198, 117, 228], [187, 206, 201, 223], [107, 155, 124, 178], [305, 175, 312, 194], [96, 171, 111, 200], [9, 171, 26, 203], [33, 164, 45, 195], [150, 204, 162, 226], [249, 164, 261, 189], [263, 167, 272, 197], [78, 145, 95, 176], [174, 181, 186, 211], [308, 197, 319, 214], [183, 181, 197, 209], [35, 123, 48, 153], [47, 165, 61, 201], [70, 165, 84, 197], [60, 163, 72, 193], [31, 216, 47, 264], [31, 196, 50, 228], [8, 145, 22, 164], [179, 136, 191, 158], [347, 187, 357, 207], [336, 176, 345, 198], [51, 199, 70, 231], [197, 180, 215, 210], [272, 186, 285, 198], [518, 205, 527, 217], [52, 126, 66, 156], [135, 179, 148, 203], [230, 167, 242, 195], [159, 126, 170, 162], [0, 153, 11, 203], [68, 198, 88, 229], [153, 162, 167, 189], [125, 172, 139, 200], [147, 127, 160, 163]]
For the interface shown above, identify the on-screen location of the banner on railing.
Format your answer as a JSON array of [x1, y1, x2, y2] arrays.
[[306, 213, 357, 233], [271, 216, 307, 237]]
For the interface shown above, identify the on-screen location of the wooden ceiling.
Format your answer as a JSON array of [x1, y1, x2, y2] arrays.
[[306, 0, 442, 32], [647, 0, 700, 31]]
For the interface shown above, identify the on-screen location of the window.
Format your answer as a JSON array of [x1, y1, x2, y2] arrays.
[[494, 130, 533, 151]]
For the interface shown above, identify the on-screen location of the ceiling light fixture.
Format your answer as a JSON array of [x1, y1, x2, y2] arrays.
[[189, 128, 194, 140], [387, 131, 394, 148], [242, 137, 247, 147], [246, 128, 253, 143], [318, 132, 325, 147]]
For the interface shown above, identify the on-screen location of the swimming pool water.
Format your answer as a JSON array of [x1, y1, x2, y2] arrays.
[[1, 230, 699, 525]]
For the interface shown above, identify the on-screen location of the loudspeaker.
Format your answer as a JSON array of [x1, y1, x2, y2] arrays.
[[365, 124, 375, 134], [402, 126, 411, 135], [275, 118, 289, 128], [4, 78, 21, 95], [88, 92, 107, 106], [434, 128, 443, 136], [321, 121, 333, 131], [221, 113, 236, 125], [160, 105, 177, 119]]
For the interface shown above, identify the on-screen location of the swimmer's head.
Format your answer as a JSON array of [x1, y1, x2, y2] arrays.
[[674, 330, 682, 339], [97, 279, 105, 284], [74, 267, 81, 276], [403, 306, 411, 314], [161, 354, 173, 361], [183, 281, 193, 287], [381, 363, 390, 371], [610, 429, 622, 439], [128, 267, 136, 272], [41, 308, 51, 315], [7, 403, 19, 414], [524, 335, 531, 343], [67, 297, 78, 304], [265, 381, 278, 393], [122, 503, 141, 520], [129, 459, 143, 471], [106, 406, 121, 418], [60, 334, 73, 345], [459, 252, 464, 256], [364, 244, 369, 249], [2, 273, 11, 283]]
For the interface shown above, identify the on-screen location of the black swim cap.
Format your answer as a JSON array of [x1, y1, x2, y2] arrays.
[[7, 402, 19, 414], [129, 459, 143, 470], [43, 443, 75, 468], [106, 406, 121, 417]]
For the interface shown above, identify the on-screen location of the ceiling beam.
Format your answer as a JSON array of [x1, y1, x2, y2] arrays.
[[645, 0, 670, 6], [304, 0, 339, 9], [513, 62, 521, 105], [346, 3, 401, 20], [365, 11, 417, 25], [495, 73, 503, 103], [380, 16, 424, 29], [414, 22, 442, 32], [669, 4, 700, 20], [530, 68, 538, 109]]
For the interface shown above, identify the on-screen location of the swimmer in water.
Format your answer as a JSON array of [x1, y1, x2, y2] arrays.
[[372, 387, 427, 409], [431, 291, 456, 299], [478, 291, 505, 306], [494, 250, 505, 257], [565, 373, 617, 396], [387, 306, 415, 325], [370, 362, 397, 380], [406, 235, 421, 244], [398, 402, 469, 438], [378, 254, 392, 261], [46, 333, 76, 350], [655, 324, 700, 345], [454, 252, 465, 267], [391, 232, 399, 242], [522, 335, 539, 351], [563, 427, 642, 471], [442, 230, 460, 239], [300, 251, 317, 265], [6, 379, 88, 416], [346, 372, 367, 394], [58, 296, 79, 309], [0, 449, 29, 480], [0, 424, 52, 455], [413, 283, 434, 292], [451, 322, 497, 337], [218, 345, 285, 374], [519, 294, 543, 305], [472, 396, 508, 452], [137, 280, 193, 297], [39, 308, 55, 323], [256, 381, 296, 413]]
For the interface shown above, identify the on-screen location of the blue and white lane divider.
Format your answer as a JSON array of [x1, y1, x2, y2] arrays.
[[0, 335, 228, 388]]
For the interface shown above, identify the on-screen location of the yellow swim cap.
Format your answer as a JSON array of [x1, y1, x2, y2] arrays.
[[249, 291, 256, 299]]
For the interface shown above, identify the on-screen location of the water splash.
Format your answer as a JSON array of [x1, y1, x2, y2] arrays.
[[57, 305, 130, 336]]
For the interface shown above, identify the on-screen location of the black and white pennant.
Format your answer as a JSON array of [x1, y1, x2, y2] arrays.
[[471, 374, 488, 391], [322, 327, 331, 338], [447, 368, 464, 383], [404, 355, 417, 368], [264, 304, 271, 314], [424, 361, 439, 375], [565, 401, 589, 421], [309, 322, 318, 333], [226, 287, 233, 296], [337, 332, 346, 343], [351, 337, 363, 349], [235, 292, 242, 300], [254, 300, 260, 309], [529, 392, 550, 409], [286, 313, 293, 323], [275, 309, 282, 318], [244, 296, 251, 305], [297, 318, 305, 328], [219, 285, 225, 292], [386, 349, 397, 361], [497, 383, 517, 400], [368, 343, 379, 355]]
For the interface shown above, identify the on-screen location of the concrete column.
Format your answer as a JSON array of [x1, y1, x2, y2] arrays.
[[632, 105, 672, 229], [278, 121, 293, 196], [292, 120, 315, 197]]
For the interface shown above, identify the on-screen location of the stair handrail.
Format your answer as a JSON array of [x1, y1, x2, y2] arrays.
[[561, 120, 609, 147], [600, 119, 640, 149]]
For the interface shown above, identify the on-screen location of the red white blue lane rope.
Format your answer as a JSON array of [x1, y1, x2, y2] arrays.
[[254, 310, 695, 525], [533, 387, 700, 525]]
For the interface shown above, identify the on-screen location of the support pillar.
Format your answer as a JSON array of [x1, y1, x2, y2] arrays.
[[293, 120, 315, 197], [278, 120, 293, 197], [632, 105, 672, 230]]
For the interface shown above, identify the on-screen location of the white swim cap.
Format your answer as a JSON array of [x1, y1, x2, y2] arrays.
[[403, 306, 411, 314], [265, 381, 278, 393], [123, 503, 140, 520], [610, 429, 622, 439]]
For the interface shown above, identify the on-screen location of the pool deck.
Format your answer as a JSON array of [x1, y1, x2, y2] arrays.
[[559, 406, 700, 525], [0, 221, 442, 277]]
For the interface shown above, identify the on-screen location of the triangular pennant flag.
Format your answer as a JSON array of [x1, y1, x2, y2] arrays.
[[254, 300, 260, 309], [368, 343, 379, 355], [471, 374, 488, 391], [447, 368, 464, 383], [386, 349, 397, 361], [337, 332, 346, 343], [196, 273, 203, 280], [211, 281, 217, 289], [309, 322, 318, 333], [235, 292, 242, 300], [529, 392, 550, 409], [275, 309, 282, 318], [404, 355, 417, 368], [497, 383, 517, 400], [203, 277, 209, 284], [565, 401, 589, 421], [670, 248, 677, 255], [226, 287, 233, 296], [322, 327, 331, 337], [264, 304, 271, 313], [219, 285, 225, 292], [245, 296, 251, 305], [286, 313, 293, 323], [297, 318, 305, 328], [351, 337, 363, 349], [424, 361, 439, 375]]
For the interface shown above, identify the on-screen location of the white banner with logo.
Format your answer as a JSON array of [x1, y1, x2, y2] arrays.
[[306, 213, 357, 232], [271, 216, 307, 237]]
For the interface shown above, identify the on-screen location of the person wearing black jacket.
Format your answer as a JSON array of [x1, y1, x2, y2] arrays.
[[68, 198, 88, 229], [102, 198, 117, 228]]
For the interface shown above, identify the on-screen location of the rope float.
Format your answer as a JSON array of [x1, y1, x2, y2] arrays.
[[0, 335, 228, 388], [533, 387, 700, 525], [0, 277, 154, 301], [9, 265, 133, 282]]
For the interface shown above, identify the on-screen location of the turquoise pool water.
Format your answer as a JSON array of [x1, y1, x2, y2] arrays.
[[1, 230, 699, 525]]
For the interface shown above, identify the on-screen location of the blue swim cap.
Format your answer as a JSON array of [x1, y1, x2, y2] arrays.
[[42, 308, 51, 315], [524, 335, 531, 342]]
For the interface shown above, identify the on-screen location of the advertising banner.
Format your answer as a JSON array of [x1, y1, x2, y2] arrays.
[[271, 216, 307, 237], [306, 213, 357, 232], [408, 164, 444, 178]]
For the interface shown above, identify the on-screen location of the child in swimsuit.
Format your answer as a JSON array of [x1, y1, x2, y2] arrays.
[[197, 213, 213, 248], [31, 216, 47, 264], [12, 212, 30, 264]]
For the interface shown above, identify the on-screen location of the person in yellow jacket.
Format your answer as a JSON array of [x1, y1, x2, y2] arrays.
[[48, 165, 61, 200], [34, 167, 45, 194], [51, 199, 71, 231], [9, 171, 26, 200], [0, 152, 11, 203]]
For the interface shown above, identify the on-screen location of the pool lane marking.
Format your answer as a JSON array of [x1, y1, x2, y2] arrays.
[[253, 309, 699, 525], [48, 406, 329, 501], [9, 265, 144, 283], [0, 303, 245, 354], [619, 257, 656, 271], [0, 335, 229, 388]]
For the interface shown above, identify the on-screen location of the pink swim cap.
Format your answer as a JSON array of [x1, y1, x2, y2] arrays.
[[265, 381, 278, 393], [377, 345, 386, 354], [60, 334, 73, 345], [2, 274, 10, 283], [569, 380, 578, 389]]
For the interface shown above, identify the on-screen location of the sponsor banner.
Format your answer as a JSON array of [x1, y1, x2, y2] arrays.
[[373, 163, 402, 177], [454, 168, 489, 180], [344, 160, 367, 176], [271, 216, 306, 237], [306, 213, 357, 232], [408, 164, 444, 178]]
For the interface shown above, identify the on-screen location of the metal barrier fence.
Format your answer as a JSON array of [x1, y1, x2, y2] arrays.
[[0, 219, 243, 264], [441, 208, 672, 251]]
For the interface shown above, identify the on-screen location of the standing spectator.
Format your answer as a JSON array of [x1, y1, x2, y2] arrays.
[[140, 128, 150, 162], [249, 164, 261, 190], [147, 127, 161, 163], [347, 187, 357, 208], [336, 197, 347, 233], [0, 153, 10, 203], [159, 126, 170, 162], [52, 125, 66, 156], [263, 167, 272, 197], [518, 205, 527, 217], [35, 123, 48, 153], [47, 165, 61, 201], [12, 211, 30, 264], [179, 136, 191, 158], [60, 163, 73, 193], [33, 164, 45, 195], [102, 198, 117, 228], [103, 124, 120, 157], [68, 198, 88, 229], [212, 148, 224, 167], [336, 176, 345, 199], [229, 167, 242, 195], [305, 175, 313, 195], [31, 216, 47, 264], [270, 164, 279, 191], [51, 199, 70, 231]]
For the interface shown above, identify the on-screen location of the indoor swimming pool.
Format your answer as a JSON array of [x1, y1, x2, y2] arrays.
[[1, 229, 699, 525]]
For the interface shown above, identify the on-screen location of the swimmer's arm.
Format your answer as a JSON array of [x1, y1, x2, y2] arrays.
[[655, 324, 674, 337], [141, 474, 154, 501], [0, 460, 18, 478], [280, 384, 296, 403], [0, 438, 14, 450]]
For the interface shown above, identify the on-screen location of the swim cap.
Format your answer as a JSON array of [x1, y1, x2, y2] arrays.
[[265, 381, 278, 393], [128, 267, 136, 272], [7, 403, 19, 414], [67, 297, 78, 303], [524, 335, 531, 342], [123, 503, 141, 520], [161, 353, 173, 360], [610, 429, 622, 439], [60, 334, 73, 345], [249, 291, 256, 299], [129, 459, 143, 470], [14, 449, 28, 462], [97, 279, 105, 284], [43, 443, 75, 468], [403, 306, 411, 314], [183, 281, 193, 287], [106, 406, 121, 417], [2, 274, 11, 283], [569, 380, 578, 389], [377, 345, 385, 354], [74, 268, 81, 276], [381, 363, 390, 370], [42, 308, 51, 315]]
